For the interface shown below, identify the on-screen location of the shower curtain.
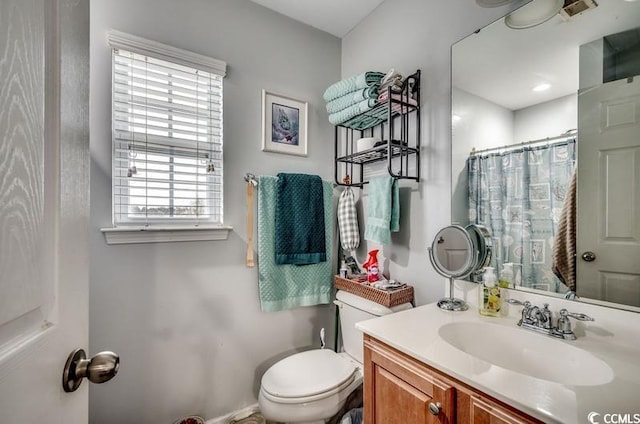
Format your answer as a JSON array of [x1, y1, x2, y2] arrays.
[[468, 139, 576, 293]]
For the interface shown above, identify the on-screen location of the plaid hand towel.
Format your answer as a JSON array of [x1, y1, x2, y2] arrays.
[[338, 187, 360, 251]]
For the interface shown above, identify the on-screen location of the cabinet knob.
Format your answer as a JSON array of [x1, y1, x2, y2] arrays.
[[428, 401, 442, 415]]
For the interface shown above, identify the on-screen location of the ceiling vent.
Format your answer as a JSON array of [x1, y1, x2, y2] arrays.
[[560, 0, 598, 19]]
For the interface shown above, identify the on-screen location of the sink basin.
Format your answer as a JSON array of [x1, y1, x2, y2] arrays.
[[438, 321, 613, 386]]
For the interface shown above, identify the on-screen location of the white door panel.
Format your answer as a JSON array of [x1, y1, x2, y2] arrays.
[[578, 77, 640, 306], [0, 0, 90, 422]]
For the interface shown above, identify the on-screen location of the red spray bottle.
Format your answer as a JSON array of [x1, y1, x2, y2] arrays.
[[362, 249, 380, 283]]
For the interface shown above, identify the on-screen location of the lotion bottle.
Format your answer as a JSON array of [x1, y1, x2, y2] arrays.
[[479, 267, 501, 317], [499, 263, 514, 288]]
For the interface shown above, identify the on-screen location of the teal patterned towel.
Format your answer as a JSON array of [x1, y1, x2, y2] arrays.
[[364, 176, 400, 245], [258, 176, 333, 312], [328, 98, 378, 126], [325, 84, 379, 114], [323, 71, 384, 102], [275, 173, 326, 265]]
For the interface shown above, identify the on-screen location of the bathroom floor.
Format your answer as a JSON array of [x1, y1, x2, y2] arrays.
[[231, 385, 362, 424], [228, 412, 281, 424]]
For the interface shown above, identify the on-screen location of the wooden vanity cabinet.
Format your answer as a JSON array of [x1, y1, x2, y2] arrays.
[[363, 335, 542, 424]]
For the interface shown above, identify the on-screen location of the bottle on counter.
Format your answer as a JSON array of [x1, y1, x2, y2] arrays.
[[362, 249, 380, 283], [499, 263, 514, 288], [479, 267, 501, 317], [339, 260, 348, 279]]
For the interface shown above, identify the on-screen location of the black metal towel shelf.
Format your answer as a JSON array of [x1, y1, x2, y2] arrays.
[[334, 70, 421, 188]]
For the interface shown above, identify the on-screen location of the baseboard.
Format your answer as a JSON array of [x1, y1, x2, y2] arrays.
[[205, 403, 260, 424]]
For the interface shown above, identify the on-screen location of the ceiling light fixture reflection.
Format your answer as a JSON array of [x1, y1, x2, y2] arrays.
[[505, 0, 563, 29], [533, 83, 551, 92], [452, 114, 462, 123]]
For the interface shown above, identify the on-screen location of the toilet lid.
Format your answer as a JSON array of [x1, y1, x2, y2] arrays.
[[261, 349, 356, 399]]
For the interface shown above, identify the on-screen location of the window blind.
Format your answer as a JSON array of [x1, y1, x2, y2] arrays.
[[111, 47, 224, 226]]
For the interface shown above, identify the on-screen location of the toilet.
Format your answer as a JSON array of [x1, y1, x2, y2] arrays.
[[258, 290, 413, 424]]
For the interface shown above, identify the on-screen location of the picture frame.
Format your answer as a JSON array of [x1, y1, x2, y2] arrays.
[[261, 90, 308, 157]]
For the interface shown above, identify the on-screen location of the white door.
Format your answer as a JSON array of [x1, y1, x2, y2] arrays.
[[577, 76, 640, 307], [0, 0, 91, 422]]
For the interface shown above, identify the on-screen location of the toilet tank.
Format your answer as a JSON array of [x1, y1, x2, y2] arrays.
[[334, 290, 412, 364]]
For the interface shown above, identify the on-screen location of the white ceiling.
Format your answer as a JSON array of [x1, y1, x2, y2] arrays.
[[453, 0, 640, 111], [250, 0, 385, 38], [250, 0, 640, 110]]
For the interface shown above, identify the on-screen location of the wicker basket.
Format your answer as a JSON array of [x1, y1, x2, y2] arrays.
[[334, 276, 414, 308]]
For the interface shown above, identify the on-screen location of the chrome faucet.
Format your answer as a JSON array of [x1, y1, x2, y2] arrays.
[[553, 309, 595, 340], [506, 299, 594, 340]]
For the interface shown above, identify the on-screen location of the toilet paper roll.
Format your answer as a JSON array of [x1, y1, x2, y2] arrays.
[[357, 137, 378, 152]]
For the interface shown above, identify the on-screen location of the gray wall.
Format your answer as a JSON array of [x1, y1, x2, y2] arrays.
[[341, 0, 526, 305], [514, 94, 577, 143], [89, 0, 340, 422], [451, 88, 514, 226]]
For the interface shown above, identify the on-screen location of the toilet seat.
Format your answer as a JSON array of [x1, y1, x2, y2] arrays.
[[261, 349, 357, 404]]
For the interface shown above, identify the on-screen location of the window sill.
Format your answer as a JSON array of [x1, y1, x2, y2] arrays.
[[100, 225, 232, 245]]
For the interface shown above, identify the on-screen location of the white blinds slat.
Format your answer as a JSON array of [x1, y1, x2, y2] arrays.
[[113, 118, 222, 139], [114, 136, 222, 156], [113, 91, 221, 117], [113, 66, 222, 93], [113, 102, 222, 127], [113, 80, 221, 109]]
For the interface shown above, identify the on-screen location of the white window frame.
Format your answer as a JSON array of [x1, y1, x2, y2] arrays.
[[101, 31, 231, 244]]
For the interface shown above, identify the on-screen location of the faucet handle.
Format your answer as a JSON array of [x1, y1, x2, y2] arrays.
[[506, 299, 531, 326], [506, 299, 530, 307], [555, 309, 594, 340], [559, 309, 594, 322]]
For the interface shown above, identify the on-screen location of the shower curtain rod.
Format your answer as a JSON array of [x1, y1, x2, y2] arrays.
[[470, 129, 577, 156]]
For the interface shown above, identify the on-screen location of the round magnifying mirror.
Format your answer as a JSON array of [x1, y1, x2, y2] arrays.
[[465, 224, 493, 281], [428, 225, 476, 311], [430, 225, 476, 278]]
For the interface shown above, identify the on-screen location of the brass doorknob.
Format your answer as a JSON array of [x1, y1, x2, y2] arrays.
[[63, 348, 119, 392], [581, 251, 596, 262]]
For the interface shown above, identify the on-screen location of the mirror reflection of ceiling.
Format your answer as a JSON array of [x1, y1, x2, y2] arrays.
[[453, 0, 640, 111]]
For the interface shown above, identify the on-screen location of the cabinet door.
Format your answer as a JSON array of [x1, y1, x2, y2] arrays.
[[364, 336, 454, 424], [469, 396, 531, 424], [373, 365, 444, 424]]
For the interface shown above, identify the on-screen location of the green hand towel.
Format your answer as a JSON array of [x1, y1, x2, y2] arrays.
[[391, 179, 400, 232], [275, 173, 326, 265], [364, 176, 400, 245], [258, 176, 333, 312]]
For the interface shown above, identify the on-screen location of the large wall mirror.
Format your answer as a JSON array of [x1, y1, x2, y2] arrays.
[[451, 0, 640, 311]]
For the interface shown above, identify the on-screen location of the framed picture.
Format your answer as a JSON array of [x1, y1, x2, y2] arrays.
[[262, 90, 308, 156]]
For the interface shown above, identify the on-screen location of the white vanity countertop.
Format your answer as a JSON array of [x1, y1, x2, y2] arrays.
[[356, 302, 640, 424]]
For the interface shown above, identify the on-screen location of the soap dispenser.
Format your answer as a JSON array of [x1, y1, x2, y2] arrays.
[[499, 263, 514, 288], [479, 267, 501, 317]]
